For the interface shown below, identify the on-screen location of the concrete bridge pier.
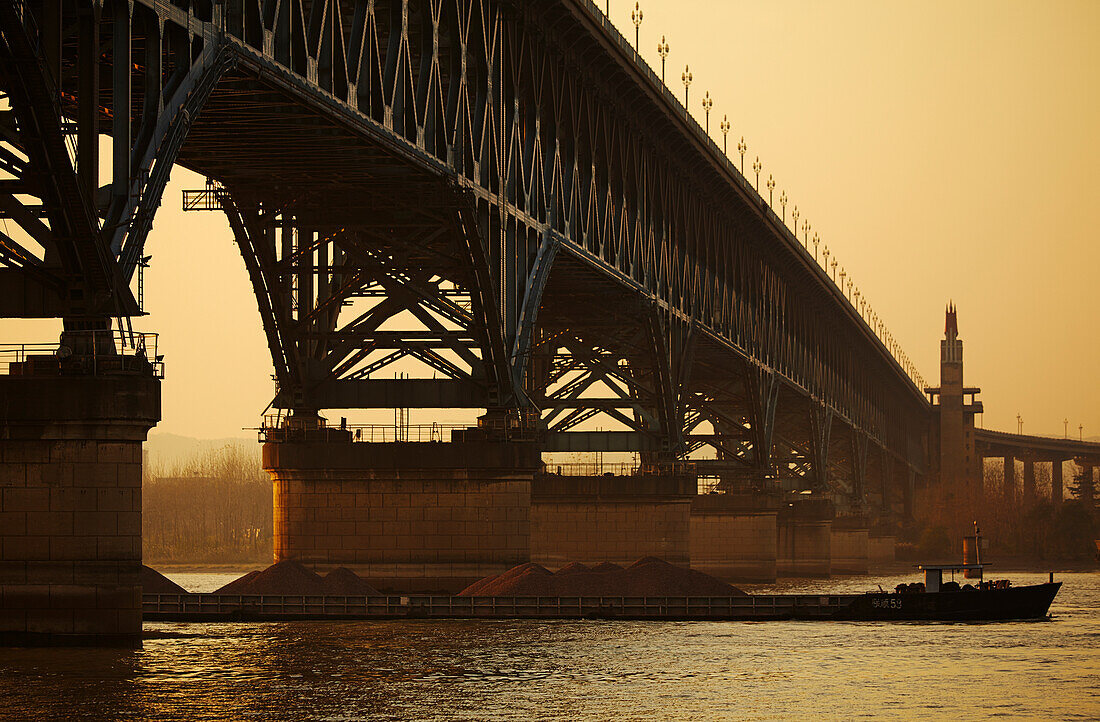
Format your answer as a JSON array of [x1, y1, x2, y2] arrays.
[[1003, 456, 1016, 500], [830, 516, 870, 575], [689, 494, 778, 582], [776, 498, 834, 577], [1051, 461, 1063, 504], [1076, 463, 1095, 507], [530, 470, 694, 569], [1, 360, 160, 646], [1022, 460, 1036, 502], [263, 423, 539, 594]]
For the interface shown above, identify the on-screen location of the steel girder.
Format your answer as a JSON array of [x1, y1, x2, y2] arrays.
[[0, 0, 231, 322], [2, 0, 930, 507]]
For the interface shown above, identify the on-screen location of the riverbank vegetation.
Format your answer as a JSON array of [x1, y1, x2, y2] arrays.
[[143, 444, 273, 565], [903, 461, 1097, 563]]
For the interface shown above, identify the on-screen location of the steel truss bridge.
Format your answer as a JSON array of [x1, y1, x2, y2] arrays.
[[0, 0, 933, 513]]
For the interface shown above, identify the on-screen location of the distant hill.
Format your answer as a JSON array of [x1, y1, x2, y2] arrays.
[[145, 432, 258, 469]]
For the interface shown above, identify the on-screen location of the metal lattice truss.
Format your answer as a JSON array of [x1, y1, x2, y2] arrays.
[[0, 0, 929, 510]]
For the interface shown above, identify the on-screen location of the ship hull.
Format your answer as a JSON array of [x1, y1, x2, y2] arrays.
[[835, 582, 1061, 621]]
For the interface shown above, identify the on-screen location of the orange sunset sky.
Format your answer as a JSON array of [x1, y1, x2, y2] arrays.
[[2, 0, 1097, 442]]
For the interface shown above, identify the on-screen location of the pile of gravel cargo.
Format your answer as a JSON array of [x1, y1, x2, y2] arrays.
[[213, 561, 382, 596], [141, 565, 190, 594], [458, 557, 746, 597]]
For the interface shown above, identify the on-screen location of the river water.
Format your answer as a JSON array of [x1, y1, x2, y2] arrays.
[[1, 571, 1097, 720]]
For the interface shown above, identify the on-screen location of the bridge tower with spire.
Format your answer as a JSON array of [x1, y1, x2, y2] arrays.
[[926, 304, 984, 488]]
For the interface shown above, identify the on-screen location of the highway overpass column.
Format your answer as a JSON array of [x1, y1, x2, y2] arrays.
[[0, 347, 160, 646], [1076, 463, 1095, 508], [1051, 461, 1063, 505], [1022, 460, 1036, 502], [1003, 456, 1016, 501]]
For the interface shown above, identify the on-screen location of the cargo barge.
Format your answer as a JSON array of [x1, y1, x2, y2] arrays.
[[142, 568, 1059, 624]]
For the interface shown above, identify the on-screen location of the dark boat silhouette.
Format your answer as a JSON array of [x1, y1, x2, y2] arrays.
[[835, 563, 1061, 621]]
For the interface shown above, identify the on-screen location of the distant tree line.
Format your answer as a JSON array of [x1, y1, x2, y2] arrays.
[[143, 444, 273, 564], [901, 461, 1097, 563]]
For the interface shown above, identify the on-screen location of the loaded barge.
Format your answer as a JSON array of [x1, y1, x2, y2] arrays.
[[143, 564, 1059, 623]]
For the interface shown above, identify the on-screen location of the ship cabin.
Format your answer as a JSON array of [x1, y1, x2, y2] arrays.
[[916, 564, 985, 592]]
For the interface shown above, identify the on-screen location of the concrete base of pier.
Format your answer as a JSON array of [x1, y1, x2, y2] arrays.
[[776, 499, 833, 578], [689, 494, 778, 582], [830, 522, 870, 575], [530, 472, 693, 568], [264, 438, 540, 593], [869, 535, 896, 565], [0, 374, 160, 646]]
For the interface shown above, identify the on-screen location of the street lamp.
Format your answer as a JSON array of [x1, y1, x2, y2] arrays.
[[838, 267, 846, 294], [1065, 418, 1069, 438], [681, 65, 692, 106], [1017, 414, 1023, 434], [719, 115, 730, 154], [779, 191, 787, 221], [766, 175, 775, 206], [657, 36, 669, 82], [702, 91, 713, 134], [752, 156, 762, 190], [791, 205, 799, 235], [830, 257, 837, 282], [822, 245, 830, 270], [631, 2, 643, 50], [737, 136, 746, 173], [1080, 424, 1084, 441], [801, 219, 810, 247]]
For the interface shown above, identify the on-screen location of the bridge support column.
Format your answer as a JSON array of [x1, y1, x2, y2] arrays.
[[689, 494, 778, 582], [1, 372, 160, 647], [1023, 460, 1036, 502], [1003, 456, 1016, 500], [868, 534, 896, 566], [776, 498, 833, 577], [1076, 463, 1095, 508], [264, 434, 539, 593], [1051, 461, 1063, 505], [830, 516, 870, 575], [531, 472, 694, 569]]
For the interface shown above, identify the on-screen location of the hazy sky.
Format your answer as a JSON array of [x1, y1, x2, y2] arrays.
[[2, 0, 1097, 441]]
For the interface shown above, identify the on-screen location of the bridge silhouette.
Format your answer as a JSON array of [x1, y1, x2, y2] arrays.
[[1, 0, 1096, 645]]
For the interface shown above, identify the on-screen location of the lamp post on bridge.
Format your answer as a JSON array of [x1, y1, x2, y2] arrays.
[[791, 205, 799, 236], [631, 3, 643, 50], [752, 157, 762, 190], [1081, 424, 1084, 441], [702, 91, 713, 134], [657, 36, 669, 82], [1017, 414, 1023, 434], [720, 115, 730, 154], [822, 245, 830, 273], [812, 232, 819, 262], [737, 136, 746, 173], [802, 219, 811, 248], [767, 175, 775, 206], [780, 191, 787, 221], [681, 66, 692, 106], [838, 267, 846, 294], [1065, 418, 1069, 438], [830, 257, 837, 282]]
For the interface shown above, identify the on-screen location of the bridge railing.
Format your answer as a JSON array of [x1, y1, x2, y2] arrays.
[[585, 0, 926, 395], [0, 331, 164, 378], [258, 418, 471, 444]]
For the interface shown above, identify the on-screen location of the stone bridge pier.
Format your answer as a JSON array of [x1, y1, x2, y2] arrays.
[[530, 469, 694, 569], [263, 422, 539, 594], [777, 498, 834, 577], [1, 347, 160, 646]]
